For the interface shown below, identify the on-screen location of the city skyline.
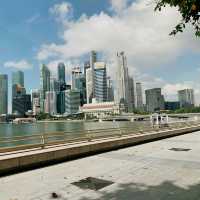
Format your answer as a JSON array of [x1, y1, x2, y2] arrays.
[[0, 0, 200, 111], [0, 51, 197, 115]]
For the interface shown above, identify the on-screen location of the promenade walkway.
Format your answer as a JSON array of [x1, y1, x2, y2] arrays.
[[1, 130, 200, 200]]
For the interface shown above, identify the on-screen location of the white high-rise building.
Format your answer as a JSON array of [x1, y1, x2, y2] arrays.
[[178, 89, 194, 108], [136, 82, 143, 110], [45, 91, 57, 115], [86, 51, 97, 103], [115, 52, 134, 112]]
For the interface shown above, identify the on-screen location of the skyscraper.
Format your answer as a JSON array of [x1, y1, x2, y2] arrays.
[[65, 89, 80, 114], [58, 63, 66, 91], [128, 76, 135, 112], [107, 77, 114, 102], [178, 89, 194, 108], [12, 71, 24, 87], [72, 67, 86, 105], [86, 51, 97, 103], [40, 64, 50, 112], [94, 62, 107, 102], [145, 88, 165, 112], [0, 74, 8, 115], [45, 91, 57, 115], [31, 89, 40, 115], [12, 94, 31, 116], [136, 82, 143, 111], [115, 52, 132, 112]]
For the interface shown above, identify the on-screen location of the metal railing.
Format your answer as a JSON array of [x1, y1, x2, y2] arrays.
[[0, 120, 199, 153]]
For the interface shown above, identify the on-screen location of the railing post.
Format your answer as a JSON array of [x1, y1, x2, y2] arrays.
[[41, 134, 45, 149]]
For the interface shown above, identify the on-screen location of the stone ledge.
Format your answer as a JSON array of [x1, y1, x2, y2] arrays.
[[0, 125, 200, 176]]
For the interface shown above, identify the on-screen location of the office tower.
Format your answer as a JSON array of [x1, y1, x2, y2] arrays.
[[86, 68, 93, 103], [12, 71, 24, 87], [65, 89, 80, 114], [115, 52, 132, 112], [94, 62, 107, 102], [0, 74, 8, 115], [45, 91, 57, 115], [136, 82, 143, 111], [40, 64, 50, 112], [31, 89, 40, 115], [72, 67, 86, 105], [72, 67, 82, 89], [84, 61, 90, 77], [12, 94, 32, 116], [58, 63, 66, 91], [86, 51, 97, 103], [57, 91, 66, 114], [107, 77, 114, 102], [178, 89, 194, 108], [50, 77, 60, 92], [12, 71, 25, 109], [128, 76, 135, 112], [12, 84, 26, 100], [145, 88, 165, 112], [90, 51, 97, 70]]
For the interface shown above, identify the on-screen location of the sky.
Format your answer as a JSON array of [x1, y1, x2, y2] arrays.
[[0, 0, 200, 111]]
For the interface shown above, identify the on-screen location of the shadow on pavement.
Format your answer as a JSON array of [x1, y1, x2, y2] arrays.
[[79, 181, 200, 200]]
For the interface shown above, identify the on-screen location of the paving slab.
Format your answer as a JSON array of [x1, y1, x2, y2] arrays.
[[1, 131, 200, 200]]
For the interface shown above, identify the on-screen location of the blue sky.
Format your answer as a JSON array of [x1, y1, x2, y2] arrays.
[[0, 0, 200, 108]]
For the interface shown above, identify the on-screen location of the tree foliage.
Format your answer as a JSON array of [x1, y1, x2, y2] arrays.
[[155, 0, 200, 36]]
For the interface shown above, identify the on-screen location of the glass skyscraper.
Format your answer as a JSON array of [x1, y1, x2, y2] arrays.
[[12, 71, 24, 87], [0, 74, 8, 115], [58, 63, 66, 90], [94, 62, 107, 102], [40, 64, 50, 112]]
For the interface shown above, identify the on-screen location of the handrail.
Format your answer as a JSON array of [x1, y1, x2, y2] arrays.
[[0, 120, 199, 153]]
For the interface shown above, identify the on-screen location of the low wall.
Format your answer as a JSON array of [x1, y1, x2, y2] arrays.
[[0, 125, 200, 176]]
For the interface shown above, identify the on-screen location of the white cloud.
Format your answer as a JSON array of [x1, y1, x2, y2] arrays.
[[4, 60, 33, 70], [110, 0, 128, 14], [37, 0, 199, 66], [37, 0, 200, 103], [49, 1, 73, 21]]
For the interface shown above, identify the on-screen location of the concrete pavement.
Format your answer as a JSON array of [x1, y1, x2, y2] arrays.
[[1, 130, 200, 199]]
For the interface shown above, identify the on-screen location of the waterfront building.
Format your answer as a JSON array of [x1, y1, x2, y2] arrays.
[[107, 77, 114, 102], [136, 82, 143, 111], [45, 91, 57, 115], [58, 63, 66, 91], [165, 101, 180, 111], [145, 88, 165, 112], [72, 67, 86, 106], [80, 101, 121, 119], [57, 91, 65, 114], [115, 52, 133, 112], [178, 89, 194, 108], [94, 62, 107, 102], [12, 71, 25, 109], [50, 77, 60, 92], [84, 61, 90, 77], [31, 89, 40, 115], [65, 89, 80, 115], [86, 51, 97, 103], [0, 74, 8, 115], [40, 64, 50, 112], [12, 94, 32, 116], [86, 67, 93, 103], [12, 71, 24, 87], [128, 76, 135, 112]]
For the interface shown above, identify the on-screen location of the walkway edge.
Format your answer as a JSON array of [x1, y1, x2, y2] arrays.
[[0, 125, 200, 176]]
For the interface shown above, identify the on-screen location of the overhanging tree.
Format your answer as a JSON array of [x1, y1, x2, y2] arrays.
[[155, 0, 200, 36]]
